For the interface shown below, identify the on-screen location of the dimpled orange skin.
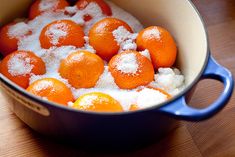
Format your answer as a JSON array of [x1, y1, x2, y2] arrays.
[[76, 0, 112, 16], [40, 20, 85, 49], [27, 78, 74, 105], [29, 0, 69, 20], [109, 50, 154, 89], [59, 50, 104, 88], [0, 23, 19, 56], [89, 18, 133, 61], [0, 51, 46, 89], [136, 26, 177, 69], [72, 92, 123, 112]]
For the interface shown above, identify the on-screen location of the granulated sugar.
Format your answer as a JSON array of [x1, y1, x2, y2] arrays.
[[149, 68, 185, 96], [45, 22, 68, 45], [112, 26, 137, 52], [8, 22, 31, 39], [137, 88, 168, 108], [139, 49, 151, 60], [116, 53, 139, 74], [8, 54, 34, 76], [39, 0, 59, 12]]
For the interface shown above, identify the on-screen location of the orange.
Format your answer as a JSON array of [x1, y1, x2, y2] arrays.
[[72, 92, 123, 112], [108, 50, 154, 89], [136, 26, 177, 69], [0, 50, 46, 89], [0, 23, 31, 56], [89, 18, 133, 61], [29, 0, 69, 19], [27, 78, 74, 105], [59, 50, 104, 88], [76, 0, 112, 21], [40, 19, 85, 49]]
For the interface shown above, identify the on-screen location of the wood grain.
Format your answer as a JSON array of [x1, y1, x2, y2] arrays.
[[0, 0, 235, 156]]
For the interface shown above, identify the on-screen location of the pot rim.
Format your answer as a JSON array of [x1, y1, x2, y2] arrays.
[[0, 0, 210, 116]]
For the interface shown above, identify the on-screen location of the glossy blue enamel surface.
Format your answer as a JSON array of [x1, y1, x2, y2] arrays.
[[158, 55, 234, 121]]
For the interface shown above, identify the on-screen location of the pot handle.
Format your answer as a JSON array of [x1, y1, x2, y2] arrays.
[[158, 56, 234, 121]]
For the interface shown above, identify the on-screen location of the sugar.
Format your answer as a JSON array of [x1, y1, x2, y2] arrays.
[[45, 22, 68, 45], [112, 26, 138, 52], [137, 88, 168, 108], [149, 68, 185, 96], [8, 53, 34, 76], [95, 66, 119, 89], [139, 49, 151, 60], [146, 27, 161, 40], [8, 22, 31, 39], [116, 53, 139, 74], [67, 101, 74, 107], [71, 2, 105, 34], [39, 0, 58, 12]]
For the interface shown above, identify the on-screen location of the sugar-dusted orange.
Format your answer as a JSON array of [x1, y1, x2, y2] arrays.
[[29, 0, 69, 19], [0, 50, 46, 88], [76, 0, 112, 21], [136, 26, 177, 69], [0, 22, 31, 56], [72, 92, 123, 112], [40, 20, 85, 49], [109, 50, 154, 89], [27, 78, 74, 105], [59, 50, 104, 88], [89, 18, 133, 61]]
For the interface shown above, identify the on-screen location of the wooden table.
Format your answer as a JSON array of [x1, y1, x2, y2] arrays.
[[0, 0, 235, 156]]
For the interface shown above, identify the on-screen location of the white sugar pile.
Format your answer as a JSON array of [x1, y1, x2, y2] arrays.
[[150, 68, 185, 96], [6, 0, 185, 110]]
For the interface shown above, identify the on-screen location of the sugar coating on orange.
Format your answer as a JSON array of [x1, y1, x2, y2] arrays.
[[27, 78, 74, 105], [109, 50, 154, 89], [72, 92, 123, 112], [29, 0, 69, 19], [76, 0, 112, 21], [59, 50, 104, 88], [136, 26, 177, 69], [89, 18, 133, 61], [0, 51, 46, 88], [40, 19, 85, 49], [0, 22, 31, 56]]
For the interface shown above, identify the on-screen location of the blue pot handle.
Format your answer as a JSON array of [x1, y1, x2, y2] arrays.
[[158, 56, 234, 121]]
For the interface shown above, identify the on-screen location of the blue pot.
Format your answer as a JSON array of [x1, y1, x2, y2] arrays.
[[0, 0, 234, 150]]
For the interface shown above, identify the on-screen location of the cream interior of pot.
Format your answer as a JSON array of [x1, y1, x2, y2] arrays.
[[0, 0, 208, 87]]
